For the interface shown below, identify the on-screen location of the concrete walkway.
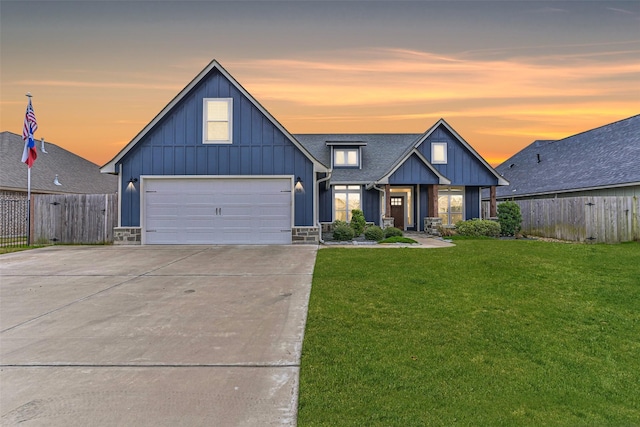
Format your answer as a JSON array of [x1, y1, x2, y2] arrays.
[[320, 232, 455, 249], [0, 244, 317, 426]]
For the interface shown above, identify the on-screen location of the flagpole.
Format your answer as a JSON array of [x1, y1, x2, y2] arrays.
[[25, 92, 32, 246]]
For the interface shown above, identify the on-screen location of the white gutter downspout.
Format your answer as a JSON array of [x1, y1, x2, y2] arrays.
[[316, 170, 332, 244], [369, 183, 386, 227]]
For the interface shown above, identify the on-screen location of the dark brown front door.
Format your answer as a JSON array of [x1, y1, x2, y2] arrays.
[[390, 196, 404, 230]]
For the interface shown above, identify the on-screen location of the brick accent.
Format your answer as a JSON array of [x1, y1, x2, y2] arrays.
[[292, 227, 319, 244], [113, 227, 141, 245]]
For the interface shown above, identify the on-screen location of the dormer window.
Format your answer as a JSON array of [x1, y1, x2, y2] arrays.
[[203, 98, 233, 144], [334, 148, 359, 167], [326, 141, 366, 168]]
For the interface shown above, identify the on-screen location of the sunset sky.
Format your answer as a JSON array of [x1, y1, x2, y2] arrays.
[[1, 0, 638, 167]]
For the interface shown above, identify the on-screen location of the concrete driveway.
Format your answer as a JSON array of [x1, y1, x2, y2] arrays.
[[0, 244, 317, 426]]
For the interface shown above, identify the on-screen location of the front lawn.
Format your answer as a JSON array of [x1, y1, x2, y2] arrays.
[[298, 240, 640, 426]]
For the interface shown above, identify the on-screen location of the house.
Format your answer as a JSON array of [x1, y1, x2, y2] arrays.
[[487, 115, 640, 201], [101, 60, 507, 245], [1, 131, 118, 198]]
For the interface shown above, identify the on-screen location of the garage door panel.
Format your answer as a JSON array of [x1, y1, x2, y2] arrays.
[[144, 178, 292, 245]]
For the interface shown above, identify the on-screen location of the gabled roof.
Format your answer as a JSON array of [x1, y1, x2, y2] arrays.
[[101, 60, 327, 174], [408, 119, 508, 186], [493, 114, 640, 198], [297, 119, 505, 187], [1, 131, 117, 194], [376, 148, 451, 185]]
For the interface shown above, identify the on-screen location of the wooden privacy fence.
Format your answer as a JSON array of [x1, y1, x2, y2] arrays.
[[32, 194, 118, 244], [483, 196, 640, 243]]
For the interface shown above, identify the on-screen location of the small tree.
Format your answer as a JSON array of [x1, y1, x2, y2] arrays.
[[497, 201, 522, 236], [350, 209, 366, 236]]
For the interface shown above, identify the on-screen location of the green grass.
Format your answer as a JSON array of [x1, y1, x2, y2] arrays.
[[299, 240, 640, 426], [379, 236, 419, 244]]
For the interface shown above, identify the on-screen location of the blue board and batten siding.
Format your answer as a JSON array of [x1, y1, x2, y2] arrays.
[[418, 125, 498, 186], [388, 154, 441, 185], [118, 69, 315, 227]]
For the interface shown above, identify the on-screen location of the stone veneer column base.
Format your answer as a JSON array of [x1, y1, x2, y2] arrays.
[[292, 227, 319, 244], [113, 227, 142, 245], [423, 217, 442, 237], [382, 217, 395, 229]]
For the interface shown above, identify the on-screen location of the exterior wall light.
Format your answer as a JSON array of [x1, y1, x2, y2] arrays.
[[127, 177, 138, 191], [295, 177, 305, 194]]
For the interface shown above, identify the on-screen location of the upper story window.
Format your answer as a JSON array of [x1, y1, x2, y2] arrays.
[[326, 141, 366, 169], [431, 142, 447, 164], [203, 98, 233, 144], [334, 148, 359, 167]]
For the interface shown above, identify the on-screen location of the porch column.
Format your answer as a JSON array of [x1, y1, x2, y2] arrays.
[[427, 184, 438, 217], [489, 186, 497, 218], [385, 184, 391, 217]]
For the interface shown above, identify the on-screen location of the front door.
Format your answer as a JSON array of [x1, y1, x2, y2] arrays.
[[390, 196, 405, 230]]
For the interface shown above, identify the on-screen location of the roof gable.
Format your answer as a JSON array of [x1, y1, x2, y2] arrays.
[[494, 114, 640, 198], [386, 150, 450, 185], [101, 60, 326, 174], [413, 119, 508, 186]]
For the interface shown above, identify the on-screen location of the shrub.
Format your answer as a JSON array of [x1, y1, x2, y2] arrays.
[[497, 201, 523, 236], [332, 220, 347, 230], [455, 219, 500, 238], [437, 225, 457, 237], [364, 225, 385, 241], [350, 209, 366, 236], [333, 223, 355, 241], [384, 227, 403, 238]]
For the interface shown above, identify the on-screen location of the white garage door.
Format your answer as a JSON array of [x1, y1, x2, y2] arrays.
[[143, 177, 292, 245]]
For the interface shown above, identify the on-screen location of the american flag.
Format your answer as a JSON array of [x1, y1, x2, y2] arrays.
[[21, 97, 38, 168]]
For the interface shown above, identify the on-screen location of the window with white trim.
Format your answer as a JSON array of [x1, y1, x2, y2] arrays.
[[438, 186, 464, 226], [334, 148, 359, 167], [203, 98, 233, 144], [334, 185, 361, 221], [432, 142, 447, 164]]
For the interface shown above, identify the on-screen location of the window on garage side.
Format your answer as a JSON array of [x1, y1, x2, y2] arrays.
[[203, 98, 233, 144], [334, 185, 361, 221]]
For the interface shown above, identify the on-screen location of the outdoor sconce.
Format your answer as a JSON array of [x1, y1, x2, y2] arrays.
[[127, 177, 138, 191], [295, 177, 305, 194]]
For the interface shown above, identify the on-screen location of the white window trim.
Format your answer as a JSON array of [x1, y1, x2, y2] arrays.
[[203, 98, 233, 144], [431, 142, 447, 164], [333, 185, 361, 222], [333, 148, 360, 168], [438, 186, 465, 226]]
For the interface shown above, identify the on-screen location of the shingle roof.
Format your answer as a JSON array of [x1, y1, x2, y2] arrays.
[[1, 131, 117, 194], [493, 115, 640, 198], [294, 134, 421, 183]]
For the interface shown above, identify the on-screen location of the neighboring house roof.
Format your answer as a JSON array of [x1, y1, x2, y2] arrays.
[[491, 114, 640, 199], [0, 131, 117, 194], [101, 59, 327, 174]]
